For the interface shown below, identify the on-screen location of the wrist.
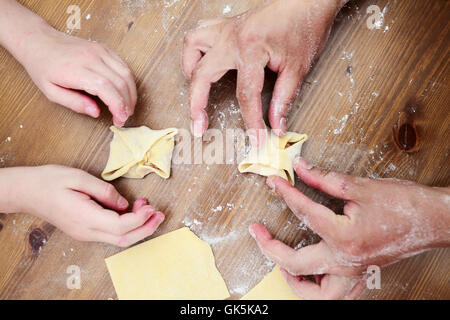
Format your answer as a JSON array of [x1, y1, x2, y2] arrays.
[[0, 167, 24, 214], [0, 0, 54, 65], [417, 186, 450, 249], [425, 187, 450, 248]]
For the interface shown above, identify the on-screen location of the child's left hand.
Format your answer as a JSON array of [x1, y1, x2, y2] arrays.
[[0, 165, 164, 247]]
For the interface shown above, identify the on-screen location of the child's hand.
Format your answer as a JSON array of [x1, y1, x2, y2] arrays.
[[0, 1, 136, 126], [0, 165, 164, 247], [18, 26, 137, 127]]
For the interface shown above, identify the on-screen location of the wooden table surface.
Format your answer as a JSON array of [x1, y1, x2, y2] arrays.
[[0, 0, 448, 300]]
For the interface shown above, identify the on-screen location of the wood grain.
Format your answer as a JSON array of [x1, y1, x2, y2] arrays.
[[0, 0, 448, 299]]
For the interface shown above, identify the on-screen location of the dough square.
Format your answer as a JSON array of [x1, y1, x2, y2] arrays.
[[105, 227, 230, 300], [241, 266, 300, 300]]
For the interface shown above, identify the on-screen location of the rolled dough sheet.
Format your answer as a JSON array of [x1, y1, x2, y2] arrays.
[[105, 227, 230, 300], [241, 266, 300, 300]]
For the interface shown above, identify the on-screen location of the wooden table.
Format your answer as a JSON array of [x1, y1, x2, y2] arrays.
[[0, 0, 448, 300]]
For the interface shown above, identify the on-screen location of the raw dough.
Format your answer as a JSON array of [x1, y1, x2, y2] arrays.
[[241, 266, 300, 300], [105, 227, 230, 300], [101, 126, 178, 181], [238, 130, 308, 185]]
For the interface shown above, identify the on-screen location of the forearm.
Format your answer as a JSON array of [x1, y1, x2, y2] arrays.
[[0, 0, 52, 64]]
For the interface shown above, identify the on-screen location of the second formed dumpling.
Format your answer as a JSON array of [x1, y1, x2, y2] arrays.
[[238, 130, 308, 185]]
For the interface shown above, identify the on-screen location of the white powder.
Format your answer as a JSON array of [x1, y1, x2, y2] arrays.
[[222, 5, 231, 15]]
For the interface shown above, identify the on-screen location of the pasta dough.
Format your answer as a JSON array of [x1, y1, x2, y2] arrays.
[[105, 227, 230, 300], [241, 266, 300, 300], [238, 130, 308, 185], [101, 126, 178, 181]]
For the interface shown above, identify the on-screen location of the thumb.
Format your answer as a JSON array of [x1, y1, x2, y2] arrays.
[[269, 68, 303, 136], [45, 84, 100, 118]]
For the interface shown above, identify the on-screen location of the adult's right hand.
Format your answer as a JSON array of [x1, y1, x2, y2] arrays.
[[250, 157, 450, 299]]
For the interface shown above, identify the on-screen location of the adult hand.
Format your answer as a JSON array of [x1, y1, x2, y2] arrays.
[[183, 0, 346, 144], [249, 157, 450, 299], [0, 165, 164, 247]]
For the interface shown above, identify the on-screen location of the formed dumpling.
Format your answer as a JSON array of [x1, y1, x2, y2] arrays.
[[101, 126, 178, 181], [238, 130, 308, 185]]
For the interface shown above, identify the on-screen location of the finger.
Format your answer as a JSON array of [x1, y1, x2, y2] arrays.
[[189, 48, 234, 137], [249, 223, 334, 275], [115, 205, 156, 234], [57, 69, 128, 127], [236, 60, 267, 146], [101, 54, 137, 112], [182, 24, 221, 79], [45, 84, 100, 118], [281, 271, 358, 300], [266, 176, 346, 240], [269, 68, 303, 136], [132, 198, 148, 212], [344, 279, 366, 300], [69, 170, 128, 210], [89, 63, 132, 118], [293, 157, 361, 201], [89, 204, 155, 235], [116, 211, 165, 247]]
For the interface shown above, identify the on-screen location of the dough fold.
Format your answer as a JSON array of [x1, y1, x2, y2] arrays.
[[238, 130, 308, 185], [101, 126, 178, 181]]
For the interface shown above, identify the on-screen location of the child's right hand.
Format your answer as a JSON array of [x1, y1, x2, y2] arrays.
[[0, 0, 136, 127], [17, 24, 137, 127], [0, 165, 164, 247]]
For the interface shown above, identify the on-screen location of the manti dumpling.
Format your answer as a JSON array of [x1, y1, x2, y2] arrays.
[[238, 130, 308, 185], [101, 126, 178, 181]]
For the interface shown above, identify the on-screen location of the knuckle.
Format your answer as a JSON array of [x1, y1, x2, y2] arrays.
[[237, 29, 259, 49], [70, 168, 88, 187], [117, 79, 128, 91], [184, 30, 197, 46], [97, 77, 111, 88], [123, 67, 133, 78], [339, 235, 366, 257], [103, 183, 117, 201]]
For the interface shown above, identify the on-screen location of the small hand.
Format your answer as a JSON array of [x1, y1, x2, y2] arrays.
[[3, 165, 164, 247], [19, 25, 137, 126], [183, 0, 343, 143], [249, 158, 450, 299]]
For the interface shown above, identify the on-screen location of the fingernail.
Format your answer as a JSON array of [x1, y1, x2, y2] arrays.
[[191, 120, 204, 137], [266, 177, 276, 190], [119, 109, 128, 122], [117, 196, 128, 209], [248, 225, 256, 239], [295, 157, 313, 170], [249, 133, 258, 147], [86, 106, 99, 117], [144, 207, 155, 215], [279, 117, 287, 135], [280, 268, 289, 281], [155, 212, 165, 224]]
